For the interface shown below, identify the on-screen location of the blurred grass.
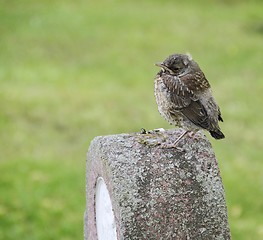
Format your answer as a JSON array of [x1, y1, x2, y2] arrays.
[[0, 0, 263, 239]]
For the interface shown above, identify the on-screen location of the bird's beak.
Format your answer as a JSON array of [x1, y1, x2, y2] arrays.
[[155, 62, 171, 73], [155, 62, 164, 67]]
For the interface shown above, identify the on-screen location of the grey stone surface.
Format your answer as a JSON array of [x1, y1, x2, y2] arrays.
[[85, 129, 231, 240]]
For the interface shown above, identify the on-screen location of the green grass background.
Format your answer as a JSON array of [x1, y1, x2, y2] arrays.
[[1, 0, 263, 239]]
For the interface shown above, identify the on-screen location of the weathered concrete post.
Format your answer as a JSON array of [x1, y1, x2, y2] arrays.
[[84, 129, 231, 240]]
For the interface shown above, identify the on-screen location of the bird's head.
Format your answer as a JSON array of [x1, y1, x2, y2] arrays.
[[155, 53, 193, 76]]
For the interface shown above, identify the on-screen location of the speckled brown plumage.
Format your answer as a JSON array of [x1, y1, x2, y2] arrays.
[[154, 53, 224, 145]]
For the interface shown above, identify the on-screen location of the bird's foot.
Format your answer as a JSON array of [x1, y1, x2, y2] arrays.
[[160, 142, 184, 151], [160, 130, 188, 151]]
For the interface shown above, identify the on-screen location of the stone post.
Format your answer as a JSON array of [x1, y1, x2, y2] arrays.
[[84, 129, 231, 240]]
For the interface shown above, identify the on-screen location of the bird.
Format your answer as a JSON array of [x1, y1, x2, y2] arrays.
[[154, 53, 225, 147]]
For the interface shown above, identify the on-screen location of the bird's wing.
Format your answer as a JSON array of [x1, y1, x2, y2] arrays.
[[161, 74, 211, 130]]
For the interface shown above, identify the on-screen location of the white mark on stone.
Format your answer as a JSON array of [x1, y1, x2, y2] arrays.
[[95, 177, 117, 240]]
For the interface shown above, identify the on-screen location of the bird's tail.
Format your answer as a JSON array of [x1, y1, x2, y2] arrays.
[[209, 130, 225, 140]]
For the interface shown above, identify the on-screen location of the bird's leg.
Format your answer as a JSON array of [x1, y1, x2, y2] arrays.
[[172, 129, 189, 146], [161, 129, 189, 149]]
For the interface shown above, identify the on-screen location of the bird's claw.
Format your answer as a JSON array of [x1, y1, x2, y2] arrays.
[[160, 143, 184, 151]]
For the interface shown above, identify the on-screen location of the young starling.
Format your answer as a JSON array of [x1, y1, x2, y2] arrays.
[[154, 53, 225, 146]]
